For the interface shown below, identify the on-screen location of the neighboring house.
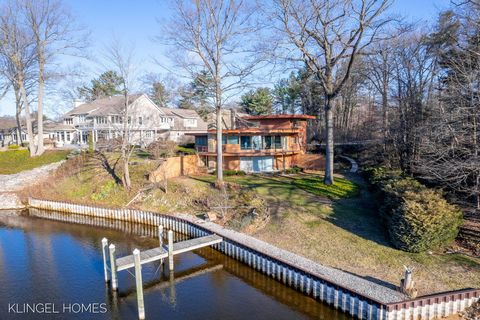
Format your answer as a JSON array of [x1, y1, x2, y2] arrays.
[[0, 116, 52, 148], [166, 108, 207, 143], [0, 116, 18, 147], [50, 93, 207, 147], [192, 110, 315, 172]]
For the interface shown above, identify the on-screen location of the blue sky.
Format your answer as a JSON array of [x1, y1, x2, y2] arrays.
[[0, 0, 452, 117]]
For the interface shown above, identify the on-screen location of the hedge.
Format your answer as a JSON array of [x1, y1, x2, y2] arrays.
[[366, 167, 463, 253]]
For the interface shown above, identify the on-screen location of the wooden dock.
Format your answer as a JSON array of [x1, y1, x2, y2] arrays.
[[116, 234, 222, 271], [102, 227, 222, 319]]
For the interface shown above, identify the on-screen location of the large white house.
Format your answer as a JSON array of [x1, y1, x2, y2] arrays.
[[51, 94, 207, 147]]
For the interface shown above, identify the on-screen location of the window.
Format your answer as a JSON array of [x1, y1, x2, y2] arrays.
[[145, 130, 152, 138], [97, 117, 107, 124], [264, 136, 272, 149], [127, 116, 131, 124], [196, 136, 207, 146], [66, 132, 71, 141], [114, 116, 123, 124], [227, 135, 239, 144], [222, 135, 238, 144], [240, 136, 251, 150], [274, 136, 282, 149], [64, 118, 73, 124], [183, 118, 197, 127], [138, 117, 143, 125]]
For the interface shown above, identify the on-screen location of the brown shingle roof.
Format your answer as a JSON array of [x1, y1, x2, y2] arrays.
[[66, 94, 144, 117]]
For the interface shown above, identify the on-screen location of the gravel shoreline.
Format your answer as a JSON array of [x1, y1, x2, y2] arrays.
[[0, 160, 64, 193], [178, 213, 406, 304]]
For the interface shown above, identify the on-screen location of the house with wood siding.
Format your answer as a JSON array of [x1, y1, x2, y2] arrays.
[[191, 110, 315, 172]]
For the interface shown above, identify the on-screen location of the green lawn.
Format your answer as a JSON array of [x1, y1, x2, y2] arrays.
[[192, 173, 480, 296], [0, 149, 70, 174]]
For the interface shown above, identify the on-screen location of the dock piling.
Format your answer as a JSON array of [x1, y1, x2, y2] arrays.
[[102, 238, 110, 282], [109, 244, 118, 290], [168, 230, 174, 271], [133, 249, 145, 320], [158, 225, 164, 247]]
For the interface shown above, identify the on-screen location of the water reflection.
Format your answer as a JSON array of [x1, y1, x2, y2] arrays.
[[0, 210, 349, 319]]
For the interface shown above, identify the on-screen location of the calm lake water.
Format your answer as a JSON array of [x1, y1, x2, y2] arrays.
[[0, 210, 349, 319]]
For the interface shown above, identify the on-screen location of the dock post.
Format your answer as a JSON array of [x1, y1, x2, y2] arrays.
[[168, 230, 174, 271], [109, 244, 118, 290], [101, 238, 110, 282], [133, 249, 145, 320], [158, 225, 164, 247]]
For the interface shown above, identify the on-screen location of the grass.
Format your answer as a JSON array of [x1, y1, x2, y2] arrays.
[[0, 149, 70, 174], [291, 175, 359, 199], [24, 152, 158, 208], [191, 172, 480, 296]]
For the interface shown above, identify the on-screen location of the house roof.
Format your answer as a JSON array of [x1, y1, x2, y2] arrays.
[[157, 107, 176, 117], [0, 116, 17, 130], [45, 122, 76, 131], [169, 108, 200, 119], [66, 94, 144, 117], [242, 114, 316, 120]]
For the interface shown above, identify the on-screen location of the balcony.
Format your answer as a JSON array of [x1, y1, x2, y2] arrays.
[[196, 144, 299, 155]]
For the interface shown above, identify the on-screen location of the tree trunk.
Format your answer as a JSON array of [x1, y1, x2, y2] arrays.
[[382, 83, 389, 152], [324, 95, 334, 185], [216, 106, 223, 185], [36, 56, 45, 156], [18, 77, 34, 156], [14, 87, 23, 146], [123, 152, 131, 189]]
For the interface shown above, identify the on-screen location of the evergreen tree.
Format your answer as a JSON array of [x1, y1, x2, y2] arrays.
[[78, 71, 124, 102], [240, 87, 273, 115]]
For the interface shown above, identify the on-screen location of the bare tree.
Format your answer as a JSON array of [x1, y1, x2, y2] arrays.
[[103, 40, 138, 189], [162, 0, 261, 186], [389, 33, 436, 173], [0, 0, 37, 154], [21, 0, 86, 156], [363, 40, 395, 151], [271, 0, 392, 184]]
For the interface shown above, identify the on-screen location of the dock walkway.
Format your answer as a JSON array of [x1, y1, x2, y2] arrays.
[[116, 234, 222, 271]]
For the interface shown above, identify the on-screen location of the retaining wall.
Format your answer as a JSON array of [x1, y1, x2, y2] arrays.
[[149, 154, 203, 181], [28, 198, 479, 320]]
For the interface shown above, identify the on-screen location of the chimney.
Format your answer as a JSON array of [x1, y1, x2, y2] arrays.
[[230, 109, 236, 129], [73, 99, 83, 108]]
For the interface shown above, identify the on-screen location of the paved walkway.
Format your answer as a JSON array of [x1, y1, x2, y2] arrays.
[[0, 161, 65, 193], [339, 155, 359, 173]]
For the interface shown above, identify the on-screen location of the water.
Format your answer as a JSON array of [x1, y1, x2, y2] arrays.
[[0, 210, 349, 319]]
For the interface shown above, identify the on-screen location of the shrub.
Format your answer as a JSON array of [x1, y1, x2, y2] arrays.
[[388, 189, 463, 253], [176, 146, 196, 155], [8, 144, 19, 150], [212, 170, 246, 176], [367, 167, 463, 253], [284, 165, 303, 174]]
